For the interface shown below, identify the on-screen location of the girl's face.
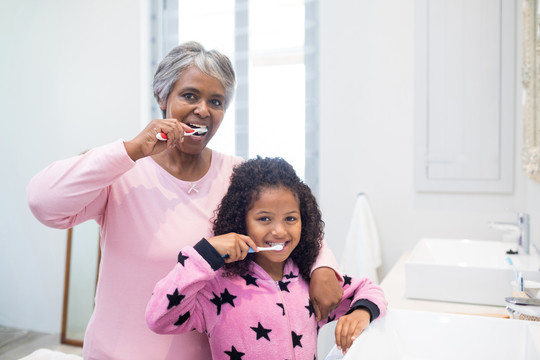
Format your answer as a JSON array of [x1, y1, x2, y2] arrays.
[[245, 187, 301, 274], [160, 66, 226, 154]]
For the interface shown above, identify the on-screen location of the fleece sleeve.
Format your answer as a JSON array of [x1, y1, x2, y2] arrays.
[[319, 274, 387, 326], [145, 241, 224, 335], [26, 140, 135, 229]]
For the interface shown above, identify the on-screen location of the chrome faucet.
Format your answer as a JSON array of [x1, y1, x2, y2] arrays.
[[489, 213, 530, 255]]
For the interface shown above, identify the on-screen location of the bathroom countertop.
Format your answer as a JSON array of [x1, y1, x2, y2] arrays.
[[380, 252, 510, 317]]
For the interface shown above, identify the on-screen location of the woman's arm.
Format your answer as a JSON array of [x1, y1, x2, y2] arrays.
[[309, 239, 343, 321], [27, 140, 135, 228]]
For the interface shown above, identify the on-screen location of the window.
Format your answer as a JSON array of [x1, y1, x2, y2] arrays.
[[151, 0, 319, 192]]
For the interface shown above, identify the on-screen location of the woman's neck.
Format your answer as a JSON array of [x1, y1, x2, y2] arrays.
[[152, 147, 212, 181]]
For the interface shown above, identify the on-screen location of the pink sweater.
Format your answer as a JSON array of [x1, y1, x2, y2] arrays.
[[146, 240, 387, 360], [26, 140, 341, 360]]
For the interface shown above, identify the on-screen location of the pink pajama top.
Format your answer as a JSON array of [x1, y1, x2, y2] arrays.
[[146, 239, 387, 360], [26, 140, 342, 360]]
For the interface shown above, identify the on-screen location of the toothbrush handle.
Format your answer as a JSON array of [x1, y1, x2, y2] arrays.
[[222, 247, 256, 258]]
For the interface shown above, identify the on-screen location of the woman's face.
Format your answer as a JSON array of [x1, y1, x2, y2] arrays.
[[160, 66, 226, 154], [246, 187, 301, 269]]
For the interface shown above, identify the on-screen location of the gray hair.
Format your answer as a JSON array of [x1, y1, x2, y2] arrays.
[[153, 41, 236, 117]]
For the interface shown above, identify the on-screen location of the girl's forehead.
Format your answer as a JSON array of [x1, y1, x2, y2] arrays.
[[251, 186, 298, 205]]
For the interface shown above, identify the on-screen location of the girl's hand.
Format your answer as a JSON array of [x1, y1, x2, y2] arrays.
[[207, 233, 258, 263], [124, 119, 192, 161], [335, 308, 370, 354]]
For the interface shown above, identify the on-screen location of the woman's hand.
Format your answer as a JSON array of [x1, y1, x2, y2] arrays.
[[124, 119, 191, 161], [309, 267, 343, 321], [207, 233, 258, 263], [335, 308, 370, 354]]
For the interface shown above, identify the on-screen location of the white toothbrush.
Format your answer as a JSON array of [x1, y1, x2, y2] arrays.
[[248, 244, 284, 253], [156, 127, 208, 141], [222, 244, 284, 258]]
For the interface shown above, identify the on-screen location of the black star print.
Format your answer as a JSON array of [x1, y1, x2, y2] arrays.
[[305, 300, 315, 318], [346, 294, 354, 302], [174, 311, 190, 326], [177, 252, 189, 266], [224, 345, 245, 359], [284, 271, 298, 279], [278, 280, 291, 292], [250, 322, 272, 341], [221, 288, 237, 308], [211, 292, 222, 315], [327, 314, 336, 323], [276, 303, 285, 316], [166, 288, 185, 310], [343, 275, 352, 287], [241, 274, 259, 287], [291, 331, 303, 348]]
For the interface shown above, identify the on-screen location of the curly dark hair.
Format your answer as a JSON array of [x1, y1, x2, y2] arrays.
[[212, 156, 324, 282]]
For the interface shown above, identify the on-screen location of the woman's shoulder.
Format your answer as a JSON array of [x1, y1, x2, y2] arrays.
[[211, 150, 244, 172]]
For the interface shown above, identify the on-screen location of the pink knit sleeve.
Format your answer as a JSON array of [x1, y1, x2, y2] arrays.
[[26, 140, 135, 229], [310, 239, 342, 281]]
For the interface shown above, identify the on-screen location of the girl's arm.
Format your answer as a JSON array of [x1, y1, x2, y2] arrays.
[[27, 140, 135, 229], [145, 239, 226, 335], [321, 275, 387, 353]]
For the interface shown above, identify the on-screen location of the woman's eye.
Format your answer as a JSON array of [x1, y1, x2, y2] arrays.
[[183, 93, 196, 101], [211, 99, 223, 107]]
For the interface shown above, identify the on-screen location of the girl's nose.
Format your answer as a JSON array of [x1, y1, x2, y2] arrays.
[[194, 101, 210, 118], [271, 223, 287, 237]]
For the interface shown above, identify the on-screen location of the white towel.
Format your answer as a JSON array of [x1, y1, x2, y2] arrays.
[[340, 193, 382, 283]]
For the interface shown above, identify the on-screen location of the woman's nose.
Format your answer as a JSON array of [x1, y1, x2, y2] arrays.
[[194, 101, 210, 118]]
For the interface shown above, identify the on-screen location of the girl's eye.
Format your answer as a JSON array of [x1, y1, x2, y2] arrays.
[[285, 216, 298, 222], [257, 216, 270, 222]]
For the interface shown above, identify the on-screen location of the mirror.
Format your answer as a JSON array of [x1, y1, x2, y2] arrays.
[[61, 221, 100, 346], [522, 0, 540, 181]]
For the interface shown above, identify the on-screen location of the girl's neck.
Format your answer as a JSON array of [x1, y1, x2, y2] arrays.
[[254, 257, 286, 281], [152, 147, 212, 181]]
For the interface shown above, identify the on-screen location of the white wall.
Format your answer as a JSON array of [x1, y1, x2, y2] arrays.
[[0, 0, 145, 333], [319, 0, 536, 277]]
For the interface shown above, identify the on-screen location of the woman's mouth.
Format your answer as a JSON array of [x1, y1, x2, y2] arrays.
[[186, 123, 208, 137]]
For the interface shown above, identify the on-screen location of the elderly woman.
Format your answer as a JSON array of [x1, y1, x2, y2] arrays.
[[27, 41, 342, 360]]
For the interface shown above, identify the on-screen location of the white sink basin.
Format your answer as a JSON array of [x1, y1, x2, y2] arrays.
[[405, 238, 540, 306], [325, 308, 540, 360]]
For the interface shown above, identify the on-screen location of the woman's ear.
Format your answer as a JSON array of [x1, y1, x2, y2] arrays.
[[158, 99, 167, 111]]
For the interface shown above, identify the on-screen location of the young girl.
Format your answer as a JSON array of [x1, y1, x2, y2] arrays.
[[146, 157, 387, 359]]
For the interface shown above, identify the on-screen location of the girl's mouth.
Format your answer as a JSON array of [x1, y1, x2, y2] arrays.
[[265, 241, 289, 250]]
